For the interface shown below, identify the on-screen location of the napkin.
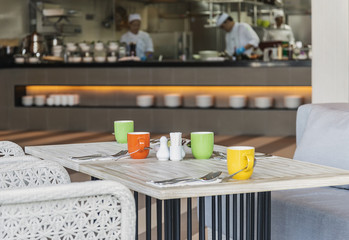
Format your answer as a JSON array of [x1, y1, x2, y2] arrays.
[[146, 178, 221, 188]]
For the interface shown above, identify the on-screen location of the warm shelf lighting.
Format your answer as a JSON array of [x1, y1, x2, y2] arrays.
[[26, 85, 312, 96]]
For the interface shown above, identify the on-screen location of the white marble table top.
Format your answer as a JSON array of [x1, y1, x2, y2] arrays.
[[25, 141, 349, 200]]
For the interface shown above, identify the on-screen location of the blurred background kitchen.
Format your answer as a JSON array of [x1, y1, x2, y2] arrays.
[[0, 0, 311, 63]]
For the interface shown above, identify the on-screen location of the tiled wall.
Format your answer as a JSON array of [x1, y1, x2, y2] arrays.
[[0, 66, 311, 135]]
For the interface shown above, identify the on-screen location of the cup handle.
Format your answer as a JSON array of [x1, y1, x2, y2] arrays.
[[138, 138, 146, 151], [244, 154, 254, 171]]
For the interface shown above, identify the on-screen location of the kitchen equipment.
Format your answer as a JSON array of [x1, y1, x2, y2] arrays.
[[150, 32, 192, 60], [20, 31, 47, 57], [45, 35, 63, 55], [94, 42, 106, 62]]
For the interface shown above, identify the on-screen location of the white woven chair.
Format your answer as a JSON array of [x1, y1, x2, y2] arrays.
[[0, 159, 71, 189], [0, 140, 25, 157], [0, 180, 136, 240]]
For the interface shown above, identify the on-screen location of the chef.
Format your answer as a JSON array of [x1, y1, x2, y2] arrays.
[[263, 10, 295, 44], [216, 12, 260, 57], [120, 13, 154, 60]]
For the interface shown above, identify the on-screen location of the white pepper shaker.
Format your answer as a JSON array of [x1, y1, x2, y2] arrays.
[[156, 136, 170, 161]]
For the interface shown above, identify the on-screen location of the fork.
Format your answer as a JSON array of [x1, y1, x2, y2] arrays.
[[71, 149, 128, 160]]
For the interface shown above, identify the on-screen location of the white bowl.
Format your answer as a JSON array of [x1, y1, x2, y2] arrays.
[[195, 95, 214, 108], [83, 57, 93, 63], [14, 57, 25, 64], [164, 94, 182, 108], [108, 45, 118, 51], [72, 56, 82, 63], [284, 95, 303, 109], [254, 97, 273, 109], [67, 45, 77, 52], [22, 96, 33, 106], [28, 57, 39, 64], [107, 56, 117, 63], [229, 95, 247, 108], [137, 95, 155, 108], [94, 56, 106, 63], [199, 50, 219, 60]]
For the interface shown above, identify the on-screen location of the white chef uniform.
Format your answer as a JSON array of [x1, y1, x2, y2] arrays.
[[263, 23, 295, 44], [225, 22, 260, 56], [120, 31, 154, 59]]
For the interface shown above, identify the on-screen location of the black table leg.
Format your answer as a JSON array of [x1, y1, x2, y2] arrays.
[[218, 195, 222, 240], [246, 193, 251, 240], [173, 199, 181, 240], [199, 197, 205, 240], [265, 192, 271, 240], [157, 199, 162, 240], [146, 195, 151, 240], [212, 196, 216, 240], [251, 193, 255, 240], [134, 192, 138, 240], [233, 194, 237, 240], [257, 192, 264, 240], [187, 198, 192, 240], [226, 195, 230, 240], [165, 200, 172, 240], [240, 194, 244, 240]]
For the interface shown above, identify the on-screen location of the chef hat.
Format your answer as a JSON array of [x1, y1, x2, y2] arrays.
[[128, 13, 141, 23], [273, 9, 284, 18], [216, 12, 229, 27]]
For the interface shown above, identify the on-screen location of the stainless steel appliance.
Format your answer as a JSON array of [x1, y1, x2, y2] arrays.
[[150, 31, 193, 60]]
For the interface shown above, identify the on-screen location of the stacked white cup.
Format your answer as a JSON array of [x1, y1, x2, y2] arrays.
[[284, 95, 303, 109], [254, 97, 273, 109], [229, 95, 247, 108], [34, 95, 46, 106], [196, 95, 214, 108], [22, 96, 33, 106], [137, 95, 155, 107], [164, 94, 182, 108]]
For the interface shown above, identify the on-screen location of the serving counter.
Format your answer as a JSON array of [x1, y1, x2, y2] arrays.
[[0, 60, 311, 135]]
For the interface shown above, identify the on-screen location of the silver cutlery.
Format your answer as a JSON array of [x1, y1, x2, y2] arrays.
[[221, 167, 248, 182], [70, 154, 103, 160], [151, 171, 222, 185], [221, 159, 257, 182], [71, 147, 152, 161], [71, 149, 129, 160]]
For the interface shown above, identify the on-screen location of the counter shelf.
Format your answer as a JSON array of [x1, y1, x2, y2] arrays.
[[2, 65, 311, 135]]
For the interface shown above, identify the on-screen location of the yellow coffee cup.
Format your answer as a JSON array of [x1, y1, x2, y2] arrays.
[[227, 146, 255, 180]]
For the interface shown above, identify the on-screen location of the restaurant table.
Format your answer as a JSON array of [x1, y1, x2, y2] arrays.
[[25, 142, 349, 240]]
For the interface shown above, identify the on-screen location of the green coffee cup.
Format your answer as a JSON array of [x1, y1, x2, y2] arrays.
[[114, 120, 134, 143], [190, 131, 214, 159]]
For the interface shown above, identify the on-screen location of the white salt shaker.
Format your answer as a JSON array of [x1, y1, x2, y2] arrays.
[[156, 136, 170, 161], [170, 132, 183, 161]]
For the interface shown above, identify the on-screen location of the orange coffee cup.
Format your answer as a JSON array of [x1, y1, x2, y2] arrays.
[[127, 132, 150, 159]]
